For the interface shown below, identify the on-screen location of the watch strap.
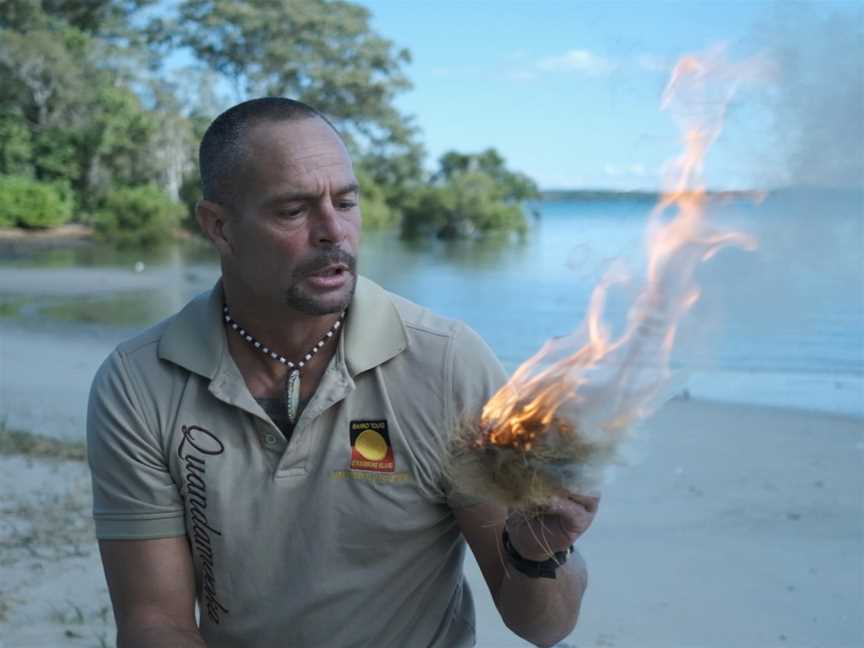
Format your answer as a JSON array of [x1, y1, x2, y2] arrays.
[[502, 528, 574, 579]]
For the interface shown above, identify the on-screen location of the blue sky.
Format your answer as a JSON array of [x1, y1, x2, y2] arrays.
[[360, 1, 859, 190]]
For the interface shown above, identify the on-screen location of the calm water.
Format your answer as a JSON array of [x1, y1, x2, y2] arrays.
[[1, 190, 861, 439]]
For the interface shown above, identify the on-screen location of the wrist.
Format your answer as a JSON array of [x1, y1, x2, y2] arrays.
[[502, 528, 573, 579]]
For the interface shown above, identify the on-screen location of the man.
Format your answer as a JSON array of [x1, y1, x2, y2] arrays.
[[87, 97, 598, 648]]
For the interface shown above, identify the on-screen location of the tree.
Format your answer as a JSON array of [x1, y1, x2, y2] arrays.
[[1, 0, 154, 35], [169, 0, 424, 206], [402, 149, 538, 240], [0, 0, 197, 228], [435, 148, 540, 202]]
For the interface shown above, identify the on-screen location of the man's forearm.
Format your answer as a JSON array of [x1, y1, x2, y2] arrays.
[[496, 549, 588, 648], [119, 625, 207, 648]]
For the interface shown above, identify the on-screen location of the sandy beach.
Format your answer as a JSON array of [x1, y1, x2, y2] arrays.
[[1, 399, 861, 648]]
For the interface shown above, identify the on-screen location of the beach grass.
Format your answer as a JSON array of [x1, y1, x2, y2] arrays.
[[0, 422, 85, 461]]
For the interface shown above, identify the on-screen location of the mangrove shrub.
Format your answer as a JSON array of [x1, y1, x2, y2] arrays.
[[91, 185, 184, 247], [0, 175, 73, 228]]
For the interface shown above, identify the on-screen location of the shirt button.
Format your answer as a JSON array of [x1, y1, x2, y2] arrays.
[[264, 433, 278, 446]]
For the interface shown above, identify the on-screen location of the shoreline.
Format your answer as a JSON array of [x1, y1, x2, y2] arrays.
[[1, 398, 861, 647], [0, 224, 94, 242]]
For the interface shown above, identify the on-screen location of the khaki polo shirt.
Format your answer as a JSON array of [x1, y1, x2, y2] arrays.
[[87, 276, 506, 648]]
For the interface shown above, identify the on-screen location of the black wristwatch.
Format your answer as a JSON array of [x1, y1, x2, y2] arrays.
[[502, 528, 574, 579]]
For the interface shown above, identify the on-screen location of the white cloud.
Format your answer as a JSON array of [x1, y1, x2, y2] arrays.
[[537, 49, 616, 75]]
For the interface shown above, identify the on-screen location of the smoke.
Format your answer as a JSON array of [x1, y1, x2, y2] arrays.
[[671, 5, 864, 391], [755, 3, 864, 188]]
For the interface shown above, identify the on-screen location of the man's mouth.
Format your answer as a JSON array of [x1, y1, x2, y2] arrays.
[[304, 263, 352, 289], [308, 263, 349, 278]]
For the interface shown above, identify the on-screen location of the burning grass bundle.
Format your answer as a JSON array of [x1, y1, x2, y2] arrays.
[[446, 413, 619, 510], [445, 336, 662, 510]]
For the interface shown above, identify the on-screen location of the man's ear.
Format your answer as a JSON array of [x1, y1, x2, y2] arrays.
[[196, 199, 233, 256]]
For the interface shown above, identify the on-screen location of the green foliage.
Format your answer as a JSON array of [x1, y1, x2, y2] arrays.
[[178, 173, 203, 232], [355, 165, 396, 230], [0, 1, 194, 223], [174, 0, 410, 129], [1, 0, 153, 35], [401, 148, 536, 239], [32, 126, 82, 184], [91, 185, 183, 247], [0, 113, 31, 175], [435, 148, 539, 201], [173, 0, 424, 203], [80, 85, 161, 201], [401, 171, 527, 240], [0, 175, 72, 228]]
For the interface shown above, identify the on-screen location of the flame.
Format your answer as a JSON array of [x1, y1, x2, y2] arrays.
[[478, 49, 762, 459]]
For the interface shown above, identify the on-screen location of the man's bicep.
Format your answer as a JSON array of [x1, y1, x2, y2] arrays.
[[100, 537, 198, 633], [454, 502, 509, 606]]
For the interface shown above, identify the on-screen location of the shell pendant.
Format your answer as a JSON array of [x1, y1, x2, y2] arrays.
[[285, 369, 301, 424]]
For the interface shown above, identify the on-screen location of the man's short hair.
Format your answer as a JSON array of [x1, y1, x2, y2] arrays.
[[199, 97, 336, 205]]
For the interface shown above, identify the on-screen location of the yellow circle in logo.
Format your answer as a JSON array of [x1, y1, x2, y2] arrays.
[[355, 429, 387, 461]]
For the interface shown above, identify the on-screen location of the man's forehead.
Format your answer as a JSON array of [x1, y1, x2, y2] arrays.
[[282, 151, 349, 176], [245, 121, 351, 176]]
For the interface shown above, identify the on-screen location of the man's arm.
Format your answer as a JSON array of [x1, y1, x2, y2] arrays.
[[99, 537, 206, 648], [455, 495, 598, 647]]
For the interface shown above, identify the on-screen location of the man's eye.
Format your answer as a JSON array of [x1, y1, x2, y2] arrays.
[[337, 200, 358, 211], [277, 207, 305, 219]]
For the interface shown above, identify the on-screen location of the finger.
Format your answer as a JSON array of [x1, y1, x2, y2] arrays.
[[545, 493, 600, 515], [568, 493, 600, 514], [550, 491, 601, 514], [541, 498, 598, 537]]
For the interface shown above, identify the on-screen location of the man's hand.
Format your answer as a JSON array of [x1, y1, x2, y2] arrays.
[[457, 492, 600, 647], [505, 493, 600, 562]]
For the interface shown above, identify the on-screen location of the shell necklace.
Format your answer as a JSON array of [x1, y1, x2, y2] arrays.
[[223, 305, 345, 424]]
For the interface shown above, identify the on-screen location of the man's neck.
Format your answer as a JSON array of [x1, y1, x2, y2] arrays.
[[222, 290, 342, 363], [222, 308, 342, 402], [220, 282, 345, 401]]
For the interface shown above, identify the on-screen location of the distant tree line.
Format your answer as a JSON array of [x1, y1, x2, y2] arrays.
[[0, 0, 537, 246]]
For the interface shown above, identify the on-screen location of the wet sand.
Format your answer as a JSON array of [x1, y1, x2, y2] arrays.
[[1, 399, 861, 647]]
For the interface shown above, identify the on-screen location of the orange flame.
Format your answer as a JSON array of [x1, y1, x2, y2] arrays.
[[479, 49, 762, 456]]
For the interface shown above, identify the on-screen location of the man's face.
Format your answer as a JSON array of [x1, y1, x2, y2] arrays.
[[220, 118, 361, 315]]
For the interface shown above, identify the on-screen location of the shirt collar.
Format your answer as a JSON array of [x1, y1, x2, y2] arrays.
[[344, 276, 408, 376], [158, 275, 407, 379], [157, 280, 226, 379]]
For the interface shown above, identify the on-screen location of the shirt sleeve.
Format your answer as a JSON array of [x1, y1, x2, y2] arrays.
[[86, 350, 187, 540], [444, 323, 508, 509]]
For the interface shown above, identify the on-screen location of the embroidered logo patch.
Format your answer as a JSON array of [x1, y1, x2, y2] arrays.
[[350, 420, 394, 472]]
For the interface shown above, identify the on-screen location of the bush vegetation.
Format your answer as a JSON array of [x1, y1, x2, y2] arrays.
[[401, 149, 538, 239], [0, 175, 73, 228], [90, 185, 184, 248]]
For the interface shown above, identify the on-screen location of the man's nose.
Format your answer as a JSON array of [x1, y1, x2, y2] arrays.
[[312, 201, 344, 244]]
